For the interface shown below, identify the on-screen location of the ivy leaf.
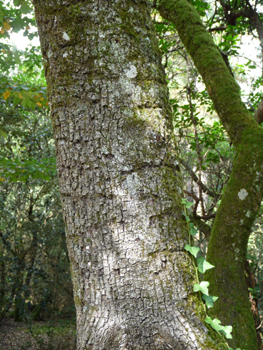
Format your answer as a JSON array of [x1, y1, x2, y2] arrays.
[[193, 281, 209, 295], [181, 198, 194, 208], [202, 294, 218, 308], [186, 201, 194, 208], [205, 317, 232, 339], [189, 222, 198, 236], [183, 212, 190, 222], [184, 244, 200, 258], [220, 325, 233, 339], [197, 256, 215, 274]]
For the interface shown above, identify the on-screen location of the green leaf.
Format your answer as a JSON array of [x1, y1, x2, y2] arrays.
[[184, 244, 200, 258], [0, 130, 7, 138], [181, 198, 194, 208], [197, 256, 215, 273], [185, 201, 194, 208], [13, 0, 22, 6], [183, 212, 190, 222], [202, 294, 218, 308], [189, 222, 198, 236], [11, 17, 25, 33], [193, 281, 209, 295], [205, 317, 221, 330], [205, 317, 232, 339], [14, 51, 21, 64], [21, 95, 30, 109], [20, 1, 32, 14], [220, 325, 233, 339], [13, 96, 21, 106]]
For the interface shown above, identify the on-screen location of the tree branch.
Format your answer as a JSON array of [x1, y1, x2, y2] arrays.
[[179, 158, 216, 198], [189, 214, 212, 239], [158, 0, 257, 146], [208, 25, 227, 32]]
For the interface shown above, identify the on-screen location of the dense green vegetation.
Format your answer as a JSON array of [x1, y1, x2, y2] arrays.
[[0, 0, 75, 330]]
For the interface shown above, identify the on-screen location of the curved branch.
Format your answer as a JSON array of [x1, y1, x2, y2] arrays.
[[179, 158, 216, 198], [158, 0, 258, 146]]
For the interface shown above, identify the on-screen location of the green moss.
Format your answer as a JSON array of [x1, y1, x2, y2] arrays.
[[204, 131, 263, 349]]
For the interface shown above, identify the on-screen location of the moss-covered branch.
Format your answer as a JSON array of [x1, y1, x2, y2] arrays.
[[157, 0, 263, 348], [158, 0, 257, 146]]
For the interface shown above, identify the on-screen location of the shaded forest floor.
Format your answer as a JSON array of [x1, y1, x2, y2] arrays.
[[0, 318, 76, 350]]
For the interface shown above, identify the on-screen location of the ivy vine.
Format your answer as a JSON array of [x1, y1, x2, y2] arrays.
[[182, 199, 245, 350]]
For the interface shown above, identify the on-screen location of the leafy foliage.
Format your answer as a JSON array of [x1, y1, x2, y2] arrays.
[[0, 2, 74, 322], [0, 108, 74, 322]]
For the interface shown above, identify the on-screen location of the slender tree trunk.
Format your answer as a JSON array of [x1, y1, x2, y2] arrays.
[[158, 0, 263, 348], [33, 0, 225, 349]]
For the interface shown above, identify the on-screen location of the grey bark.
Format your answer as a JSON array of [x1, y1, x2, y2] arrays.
[[33, 1, 223, 349]]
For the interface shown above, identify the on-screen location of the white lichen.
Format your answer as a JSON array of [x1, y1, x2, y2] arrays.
[[63, 52, 69, 58], [63, 32, 70, 41], [125, 65, 137, 79], [238, 188, 248, 200], [246, 210, 251, 218]]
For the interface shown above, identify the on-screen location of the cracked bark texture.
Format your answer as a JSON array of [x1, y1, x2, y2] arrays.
[[32, 0, 224, 349]]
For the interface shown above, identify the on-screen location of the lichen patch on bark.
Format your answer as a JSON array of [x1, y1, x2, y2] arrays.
[[238, 188, 248, 200]]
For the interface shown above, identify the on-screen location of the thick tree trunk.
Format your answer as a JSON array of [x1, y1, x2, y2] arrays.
[[158, 0, 263, 348], [33, 0, 225, 349]]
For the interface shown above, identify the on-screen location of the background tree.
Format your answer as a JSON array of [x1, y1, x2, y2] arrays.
[[0, 92, 74, 323]]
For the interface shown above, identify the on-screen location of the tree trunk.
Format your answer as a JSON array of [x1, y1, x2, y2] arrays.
[[33, 0, 225, 349]]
